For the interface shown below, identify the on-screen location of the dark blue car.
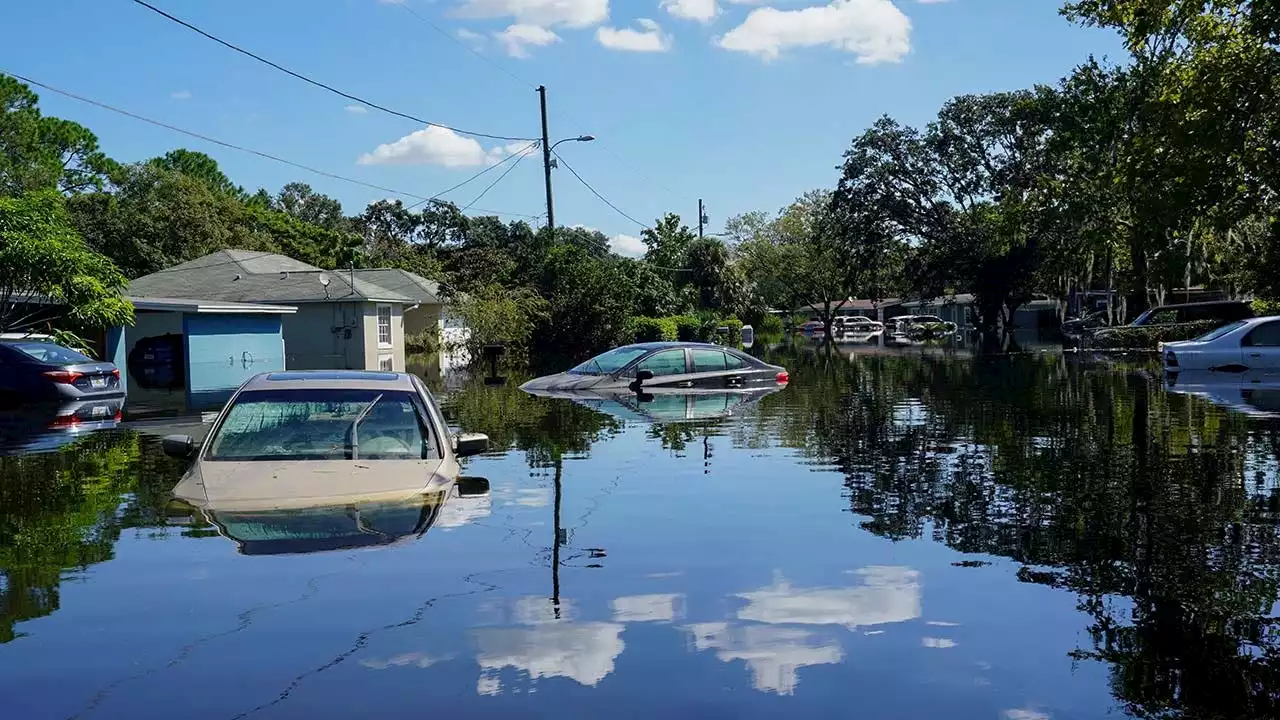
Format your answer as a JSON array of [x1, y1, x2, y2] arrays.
[[0, 338, 125, 405]]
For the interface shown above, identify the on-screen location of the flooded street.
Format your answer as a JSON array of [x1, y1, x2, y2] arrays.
[[2, 345, 1278, 720]]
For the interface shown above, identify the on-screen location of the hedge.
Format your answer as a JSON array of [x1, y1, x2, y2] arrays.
[[1088, 319, 1221, 349], [673, 315, 702, 342], [629, 316, 678, 342], [759, 315, 784, 334]]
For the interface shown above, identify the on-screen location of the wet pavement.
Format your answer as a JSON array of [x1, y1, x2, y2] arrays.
[[1, 344, 1278, 719]]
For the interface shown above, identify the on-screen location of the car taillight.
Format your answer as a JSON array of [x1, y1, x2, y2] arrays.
[[776, 370, 789, 383], [113, 409, 123, 421], [43, 370, 83, 384], [48, 414, 80, 428], [111, 368, 121, 381]]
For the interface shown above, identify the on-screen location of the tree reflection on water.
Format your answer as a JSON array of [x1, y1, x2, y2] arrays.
[[1, 347, 1279, 718]]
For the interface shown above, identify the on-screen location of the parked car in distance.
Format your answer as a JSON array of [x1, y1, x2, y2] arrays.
[[834, 316, 884, 334], [0, 338, 124, 405], [1133, 300, 1254, 327], [1061, 309, 1110, 337], [520, 342, 789, 394], [164, 370, 489, 510], [526, 386, 786, 424], [1160, 316, 1280, 373]]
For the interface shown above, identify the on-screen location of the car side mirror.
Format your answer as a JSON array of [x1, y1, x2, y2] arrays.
[[635, 369, 654, 382], [457, 476, 490, 497], [454, 432, 489, 458], [162, 434, 194, 459]]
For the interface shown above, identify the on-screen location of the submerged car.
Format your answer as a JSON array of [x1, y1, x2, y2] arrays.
[[526, 386, 786, 424], [0, 338, 125, 404], [1160, 316, 1280, 373], [519, 342, 789, 393], [1163, 370, 1280, 418], [164, 370, 489, 513]]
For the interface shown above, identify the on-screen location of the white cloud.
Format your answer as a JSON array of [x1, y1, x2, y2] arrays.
[[1003, 711, 1051, 720], [433, 493, 491, 528], [926, 620, 959, 626], [612, 593, 684, 623], [686, 623, 842, 695], [360, 652, 452, 669], [716, 0, 911, 64], [921, 636, 956, 648], [492, 485, 552, 507], [734, 567, 921, 629], [456, 0, 608, 28], [170, 90, 192, 100], [359, 126, 496, 167], [610, 233, 648, 257], [662, 0, 718, 22], [494, 23, 561, 57], [473, 622, 625, 692], [596, 19, 672, 52], [344, 104, 368, 114], [457, 28, 486, 46]]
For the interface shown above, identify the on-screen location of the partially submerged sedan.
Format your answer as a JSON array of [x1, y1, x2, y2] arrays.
[[1160, 316, 1280, 373], [164, 370, 489, 514], [519, 342, 788, 394]]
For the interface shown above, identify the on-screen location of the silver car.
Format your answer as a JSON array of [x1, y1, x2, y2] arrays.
[[163, 370, 488, 510]]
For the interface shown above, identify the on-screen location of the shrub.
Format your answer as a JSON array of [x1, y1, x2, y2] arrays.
[[1089, 320, 1221, 349], [758, 314, 784, 335], [717, 317, 744, 344], [629, 316, 678, 342], [405, 326, 441, 354], [455, 284, 549, 360], [672, 314, 702, 342], [1252, 298, 1280, 316]]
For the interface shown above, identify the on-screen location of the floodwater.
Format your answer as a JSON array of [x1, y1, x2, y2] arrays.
[[1, 343, 1278, 720]]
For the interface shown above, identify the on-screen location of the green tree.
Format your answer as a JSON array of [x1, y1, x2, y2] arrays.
[[0, 74, 119, 195], [0, 190, 132, 333], [641, 213, 697, 269], [271, 182, 347, 231], [146, 149, 240, 196]]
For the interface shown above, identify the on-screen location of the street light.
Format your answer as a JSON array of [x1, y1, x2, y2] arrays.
[[542, 134, 594, 234]]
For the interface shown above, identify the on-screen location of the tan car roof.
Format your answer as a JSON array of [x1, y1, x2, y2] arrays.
[[238, 370, 418, 393]]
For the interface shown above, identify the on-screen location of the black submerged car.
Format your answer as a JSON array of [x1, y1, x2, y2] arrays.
[[520, 342, 789, 394]]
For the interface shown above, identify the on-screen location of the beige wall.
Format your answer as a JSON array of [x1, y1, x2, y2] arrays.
[[360, 302, 406, 371], [282, 303, 364, 370]]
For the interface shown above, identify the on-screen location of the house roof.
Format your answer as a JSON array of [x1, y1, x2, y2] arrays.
[[128, 250, 444, 305], [900, 293, 977, 308], [126, 296, 297, 315]]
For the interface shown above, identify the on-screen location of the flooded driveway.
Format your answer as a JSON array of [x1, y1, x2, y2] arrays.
[[1, 347, 1277, 719]]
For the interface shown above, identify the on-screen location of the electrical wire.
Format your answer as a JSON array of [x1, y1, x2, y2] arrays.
[[130, 0, 535, 142], [405, 142, 538, 211], [6, 72, 540, 219], [461, 147, 532, 212], [552, 150, 649, 230], [390, 2, 535, 90]]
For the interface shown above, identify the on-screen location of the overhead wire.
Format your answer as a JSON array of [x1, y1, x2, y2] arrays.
[[405, 141, 538, 211], [6, 72, 541, 220], [129, 0, 535, 142], [461, 147, 533, 212], [552, 149, 649, 230], [390, 2, 535, 90]]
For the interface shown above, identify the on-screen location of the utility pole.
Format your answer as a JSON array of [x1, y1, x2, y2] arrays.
[[698, 198, 705, 238], [538, 85, 554, 234]]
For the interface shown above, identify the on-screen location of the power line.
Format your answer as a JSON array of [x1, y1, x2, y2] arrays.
[[552, 150, 650, 230], [462, 148, 533, 213], [390, 2, 535, 90], [6, 72, 540, 220], [129, 0, 534, 142], [405, 141, 539, 211]]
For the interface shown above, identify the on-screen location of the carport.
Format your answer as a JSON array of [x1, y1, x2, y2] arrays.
[[107, 297, 297, 411]]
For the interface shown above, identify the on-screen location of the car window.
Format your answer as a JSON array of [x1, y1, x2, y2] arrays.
[[690, 348, 727, 372], [724, 352, 748, 370], [1145, 309, 1179, 325], [571, 346, 650, 375], [206, 388, 437, 461], [1194, 320, 1246, 342], [7, 342, 94, 364], [633, 349, 687, 377], [1244, 321, 1280, 347]]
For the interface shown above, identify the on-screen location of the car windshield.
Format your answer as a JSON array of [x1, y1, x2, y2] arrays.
[[570, 346, 651, 375], [8, 342, 94, 364], [1193, 320, 1247, 342], [206, 388, 433, 461]]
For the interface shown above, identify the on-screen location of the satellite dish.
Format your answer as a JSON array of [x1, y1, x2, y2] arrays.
[[318, 273, 330, 287]]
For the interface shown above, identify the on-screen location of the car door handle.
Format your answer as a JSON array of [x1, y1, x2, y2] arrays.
[[1250, 352, 1263, 358], [726, 376, 744, 384], [676, 381, 693, 388]]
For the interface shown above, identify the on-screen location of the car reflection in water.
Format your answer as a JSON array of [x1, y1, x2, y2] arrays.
[[522, 386, 785, 424], [0, 398, 125, 454], [169, 476, 491, 556], [1163, 370, 1280, 418]]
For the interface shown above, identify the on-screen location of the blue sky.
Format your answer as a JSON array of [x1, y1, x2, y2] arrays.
[[5, 0, 1122, 255]]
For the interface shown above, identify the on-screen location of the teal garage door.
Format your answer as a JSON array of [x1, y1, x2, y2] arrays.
[[183, 314, 285, 409]]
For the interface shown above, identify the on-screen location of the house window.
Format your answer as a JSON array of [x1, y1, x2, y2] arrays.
[[378, 354, 394, 371], [377, 304, 393, 347]]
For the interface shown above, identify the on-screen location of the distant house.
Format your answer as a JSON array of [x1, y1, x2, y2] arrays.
[[127, 249, 459, 374]]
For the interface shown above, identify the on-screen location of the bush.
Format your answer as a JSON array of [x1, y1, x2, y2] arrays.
[[455, 284, 548, 360], [1252, 298, 1280, 316], [1089, 320, 1221, 349], [405, 326, 441, 354], [672, 314, 702, 342], [629, 316, 678, 342], [758, 314, 784, 335]]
